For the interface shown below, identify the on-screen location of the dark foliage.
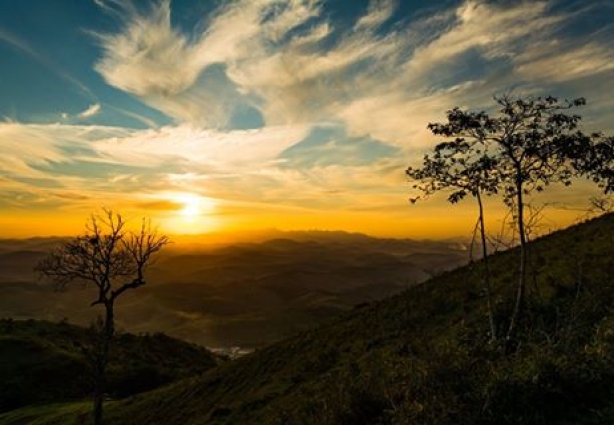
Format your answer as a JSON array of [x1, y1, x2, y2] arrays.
[[409, 94, 613, 347]]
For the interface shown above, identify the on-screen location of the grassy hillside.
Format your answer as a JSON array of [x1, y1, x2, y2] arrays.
[[0, 319, 219, 414], [5, 213, 614, 424]]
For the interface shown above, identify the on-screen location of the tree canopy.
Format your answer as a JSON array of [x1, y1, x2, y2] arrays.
[[407, 94, 613, 347]]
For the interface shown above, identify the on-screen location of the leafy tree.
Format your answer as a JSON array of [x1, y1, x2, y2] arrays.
[[574, 134, 614, 194], [423, 94, 590, 347], [407, 138, 499, 340], [35, 209, 168, 425], [567, 135, 614, 220]]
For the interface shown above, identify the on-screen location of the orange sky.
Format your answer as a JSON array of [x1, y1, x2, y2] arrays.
[[0, 182, 602, 241]]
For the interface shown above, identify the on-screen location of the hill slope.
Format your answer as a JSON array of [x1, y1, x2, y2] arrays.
[[6, 213, 614, 424], [0, 319, 219, 414]]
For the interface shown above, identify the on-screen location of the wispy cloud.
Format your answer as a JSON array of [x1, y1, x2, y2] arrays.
[[104, 104, 158, 128], [0, 119, 407, 220], [0, 26, 96, 101], [92, 0, 614, 144], [94, 0, 199, 97], [92, 123, 311, 170], [93, 0, 325, 126], [354, 0, 397, 32], [516, 42, 614, 83], [0, 121, 313, 208], [77, 103, 102, 119]]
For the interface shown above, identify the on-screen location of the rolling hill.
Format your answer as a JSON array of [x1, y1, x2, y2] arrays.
[[6, 212, 613, 424], [0, 319, 219, 414], [0, 231, 468, 349]]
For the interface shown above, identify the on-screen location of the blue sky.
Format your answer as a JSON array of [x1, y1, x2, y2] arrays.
[[0, 0, 613, 237]]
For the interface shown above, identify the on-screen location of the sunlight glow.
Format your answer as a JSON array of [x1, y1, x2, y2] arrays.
[[152, 192, 221, 235], [179, 193, 204, 220], [169, 193, 214, 223]]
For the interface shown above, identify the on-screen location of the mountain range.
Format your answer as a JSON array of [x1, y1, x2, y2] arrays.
[[0, 231, 470, 349]]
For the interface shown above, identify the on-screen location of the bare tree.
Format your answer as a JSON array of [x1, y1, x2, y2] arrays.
[[588, 196, 614, 215], [35, 209, 169, 425]]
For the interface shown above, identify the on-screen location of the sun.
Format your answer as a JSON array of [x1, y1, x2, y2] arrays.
[[179, 194, 203, 220], [159, 192, 218, 234]]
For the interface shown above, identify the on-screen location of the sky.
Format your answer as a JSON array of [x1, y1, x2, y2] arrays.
[[0, 0, 613, 239]]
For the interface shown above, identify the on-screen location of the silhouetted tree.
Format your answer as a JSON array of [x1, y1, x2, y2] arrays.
[[35, 209, 168, 425], [407, 138, 499, 340], [566, 134, 614, 220], [574, 134, 614, 194], [424, 94, 591, 348], [588, 196, 614, 215]]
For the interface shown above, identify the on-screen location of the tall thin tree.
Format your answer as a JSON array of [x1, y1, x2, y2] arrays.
[[407, 134, 500, 340], [36, 209, 169, 425]]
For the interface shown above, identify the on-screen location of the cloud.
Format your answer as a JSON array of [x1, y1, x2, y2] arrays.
[[93, 0, 323, 97], [0, 26, 95, 100], [515, 42, 614, 83], [92, 0, 406, 126], [135, 199, 183, 211], [0, 119, 409, 218], [94, 0, 199, 97], [0, 122, 128, 179], [0, 121, 315, 210], [302, 1, 613, 148], [404, 2, 562, 78], [94, 0, 323, 126], [337, 83, 486, 149], [0, 121, 309, 178], [354, 0, 397, 32], [0, 122, 129, 211], [77, 103, 102, 119], [92, 123, 310, 170], [92, 0, 614, 136], [104, 104, 158, 128]]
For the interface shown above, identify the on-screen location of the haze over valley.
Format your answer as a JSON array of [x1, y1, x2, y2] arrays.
[[0, 231, 469, 349]]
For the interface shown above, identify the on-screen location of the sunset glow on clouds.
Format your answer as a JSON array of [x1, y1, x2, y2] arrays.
[[0, 0, 613, 238]]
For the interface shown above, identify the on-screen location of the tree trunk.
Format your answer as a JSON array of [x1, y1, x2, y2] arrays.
[[93, 368, 104, 425], [93, 302, 114, 425], [477, 191, 497, 341], [506, 177, 527, 348], [105, 302, 115, 338]]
